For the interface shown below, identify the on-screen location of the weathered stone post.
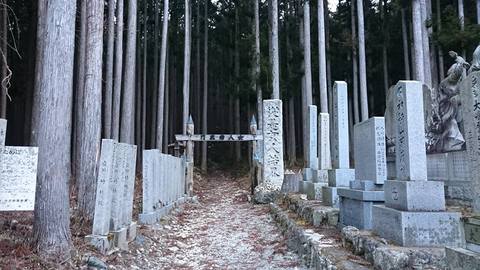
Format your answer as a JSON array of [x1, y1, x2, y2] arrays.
[[254, 99, 284, 203], [303, 105, 318, 181], [372, 81, 463, 247], [322, 82, 355, 207], [250, 116, 263, 193], [447, 71, 480, 259], [185, 115, 194, 196]]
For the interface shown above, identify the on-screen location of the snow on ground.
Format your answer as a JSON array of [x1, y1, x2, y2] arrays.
[[109, 171, 304, 269]]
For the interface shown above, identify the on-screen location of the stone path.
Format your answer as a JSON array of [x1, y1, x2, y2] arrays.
[[110, 171, 304, 269]]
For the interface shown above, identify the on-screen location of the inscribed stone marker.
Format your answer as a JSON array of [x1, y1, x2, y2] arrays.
[[262, 99, 284, 189], [318, 113, 331, 170], [0, 119, 6, 146], [0, 147, 39, 211], [461, 71, 480, 213], [394, 81, 427, 181], [332, 82, 350, 169], [354, 117, 386, 184], [110, 143, 127, 231], [92, 140, 115, 235], [307, 105, 318, 170], [142, 150, 155, 213], [122, 144, 137, 226]]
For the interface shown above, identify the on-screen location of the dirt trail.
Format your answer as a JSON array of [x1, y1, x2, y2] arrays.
[[114, 171, 303, 270]]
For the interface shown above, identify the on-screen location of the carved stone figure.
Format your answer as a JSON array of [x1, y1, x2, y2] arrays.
[[425, 51, 466, 153], [469, 44, 480, 74]]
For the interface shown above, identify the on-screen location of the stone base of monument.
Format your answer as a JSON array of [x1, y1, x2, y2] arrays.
[[445, 247, 480, 270], [338, 186, 384, 230], [372, 205, 464, 247], [254, 183, 280, 204], [139, 196, 190, 224], [113, 228, 128, 251], [127, 222, 137, 242], [322, 186, 340, 208], [303, 168, 317, 182], [384, 180, 446, 211], [85, 235, 113, 255], [328, 168, 355, 187], [281, 173, 300, 193], [305, 182, 328, 200], [464, 217, 480, 252]]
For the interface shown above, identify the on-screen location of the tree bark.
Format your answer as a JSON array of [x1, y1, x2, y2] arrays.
[[0, 0, 7, 119], [357, 0, 368, 121], [477, 0, 480, 24], [303, 0, 313, 108], [318, 0, 328, 113], [351, 0, 359, 124], [420, 0, 432, 87], [234, 3, 241, 161], [112, 0, 125, 140], [74, 0, 87, 179], [254, 0, 262, 130], [103, 0, 116, 139], [412, 0, 425, 83], [271, 0, 280, 99], [401, 8, 411, 80], [201, 0, 208, 171], [77, 0, 104, 219], [381, 0, 389, 94], [151, 0, 160, 147], [32, 0, 76, 259], [121, 0, 137, 144], [182, 0, 192, 134], [436, 0, 444, 79], [141, 0, 147, 153], [157, 0, 169, 150], [458, 0, 465, 57]]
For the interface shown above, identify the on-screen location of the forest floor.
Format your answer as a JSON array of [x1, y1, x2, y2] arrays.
[[0, 169, 304, 269]]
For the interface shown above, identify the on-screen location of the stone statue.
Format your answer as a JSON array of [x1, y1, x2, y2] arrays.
[[425, 51, 466, 153], [469, 44, 480, 74]]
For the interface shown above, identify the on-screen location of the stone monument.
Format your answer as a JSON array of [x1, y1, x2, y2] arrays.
[[338, 117, 385, 229], [303, 105, 318, 182], [322, 81, 355, 207], [0, 119, 39, 212], [372, 81, 464, 247], [254, 99, 284, 203]]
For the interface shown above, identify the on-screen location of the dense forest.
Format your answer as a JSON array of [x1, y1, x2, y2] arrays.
[[0, 0, 479, 262]]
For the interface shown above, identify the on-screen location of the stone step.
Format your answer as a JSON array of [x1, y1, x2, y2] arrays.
[[270, 203, 372, 270], [278, 193, 339, 227], [341, 225, 447, 269]]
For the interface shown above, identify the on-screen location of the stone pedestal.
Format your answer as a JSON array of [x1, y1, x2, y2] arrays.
[[338, 183, 384, 229], [446, 247, 480, 270], [112, 227, 128, 251], [127, 222, 137, 242], [372, 81, 464, 248], [282, 172, 300, 193], [305, 182, 327, 200], [85, 235, 113, 255]]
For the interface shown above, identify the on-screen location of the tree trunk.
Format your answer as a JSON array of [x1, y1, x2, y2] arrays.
[[436, 0, 444, 79], [201, 0, 208, 172], [183, 0, 192, 134], [318, 0, 328, 113], [234, 4, 241, 161], [299, 10, 306, 165], [303, 0, 313, 108], [74, 0, 87, 179], [351, 0, 359, 124], [288, 97, 296, 166], [157, 0, 169, 150], [401, 8, 411, 80], [112, 0, 125, 141], [254, 0, 262, 130], [195, 0, 201, 133], [458, 0, 465, 57], [357, 0, 368, 121], [163, 50, 170, 152], [412, 0, 425, 83], [0, 0, 7, 119], [103, 0, 116, 139], [151, 0, 160, 147], [141, 0, 147, 153], [121, 0, 137, 144], [381, 0, 389, 94], [420, 0, 432, 87], [77, 0, 104, 219], [271, 0, 280, 99], [477, 0, 480, 24], [32, 0, 76, 259]]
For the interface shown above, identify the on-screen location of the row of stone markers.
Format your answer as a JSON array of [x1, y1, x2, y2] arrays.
[[86, 139, 137, 254], [293, 80, 467, 253], [139, 150, 186, 224]]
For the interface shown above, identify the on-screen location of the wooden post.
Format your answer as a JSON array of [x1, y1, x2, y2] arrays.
[[185, 115, 194, 196]]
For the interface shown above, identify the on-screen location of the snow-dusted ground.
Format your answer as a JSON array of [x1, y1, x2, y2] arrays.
[[109, 172, 304, 269]]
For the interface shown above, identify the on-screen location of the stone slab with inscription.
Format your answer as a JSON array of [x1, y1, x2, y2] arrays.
[[322, 82, 354, 207], [372, 81, 463, 247], [0, 146, 39, 211], [254, 99, 284, 203], [0, 119, 6, 146], [338, 117, 386, 230]]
